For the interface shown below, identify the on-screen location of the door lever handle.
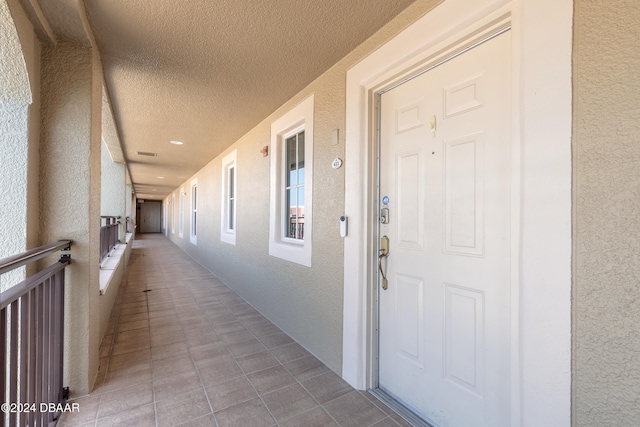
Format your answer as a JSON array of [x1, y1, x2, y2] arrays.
[[378, 253, 388, 290], [379, 235, 389, 290]]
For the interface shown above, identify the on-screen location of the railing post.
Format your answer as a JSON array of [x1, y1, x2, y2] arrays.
[[28, 288, 36, 427], [9, 301, 18, 427], [35, 283, 43, 426]]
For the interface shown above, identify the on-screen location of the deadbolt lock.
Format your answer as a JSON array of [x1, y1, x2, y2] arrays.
[[380, 208, 389, 224]]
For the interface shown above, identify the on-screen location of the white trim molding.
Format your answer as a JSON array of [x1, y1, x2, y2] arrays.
[[269, 94, 314, 267]]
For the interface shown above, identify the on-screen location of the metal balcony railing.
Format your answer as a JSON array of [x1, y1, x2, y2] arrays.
[[0, 240, 72, 427], [100, 216, 121, 263]]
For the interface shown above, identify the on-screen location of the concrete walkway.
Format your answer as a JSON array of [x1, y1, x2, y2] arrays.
[[59, 234, 411, 427]]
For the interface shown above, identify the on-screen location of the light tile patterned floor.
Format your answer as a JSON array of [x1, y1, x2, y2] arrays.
[[59, 234, 412, 427]]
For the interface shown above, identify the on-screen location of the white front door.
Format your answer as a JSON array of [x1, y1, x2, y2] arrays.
[[378, 31, 512, 427]]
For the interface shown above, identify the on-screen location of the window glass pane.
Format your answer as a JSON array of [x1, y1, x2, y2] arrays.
[[286, 134, 297, 186], [193, 212, 197, 235], [229, 200, 234, 230], [286, 185, 293, 209], [285, 188, 304, 240], [297, 187, 304, 239], [297, 131, 305, 181], [229, 167, 234, 198], [286, 188, 294, 238]]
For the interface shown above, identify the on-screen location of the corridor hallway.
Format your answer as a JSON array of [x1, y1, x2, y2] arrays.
[[59, 234, 410, 427]]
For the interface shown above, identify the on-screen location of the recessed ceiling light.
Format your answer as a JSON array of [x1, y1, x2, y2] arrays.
[[156, 176, 164, 179], [170, 140, 184, 145], [152, 189, 157, 191]]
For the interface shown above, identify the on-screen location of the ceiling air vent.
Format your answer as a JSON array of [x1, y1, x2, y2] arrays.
[[137, 151, 157, 157]]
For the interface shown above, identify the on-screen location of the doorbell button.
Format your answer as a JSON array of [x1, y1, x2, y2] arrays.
[[340, 216, 348, 237]]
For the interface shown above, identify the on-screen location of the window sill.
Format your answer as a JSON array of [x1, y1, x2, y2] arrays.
[[269, 239, 311, 267], [221, 231, 236, 245]]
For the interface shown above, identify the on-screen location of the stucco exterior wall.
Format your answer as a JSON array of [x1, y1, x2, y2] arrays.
[[573, 1, 640, 425], [3, 0, 44, 277], [0, 100, 28, 291], [0, 0, 30, 103], [23, 27, 41, 277], [40, 42, 102, 396], [165, 0, 444, 374], [100, 139, 126, 236], [0, 0, 32, 290]]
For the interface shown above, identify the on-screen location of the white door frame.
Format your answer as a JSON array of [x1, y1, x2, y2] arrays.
[[342, 1, 572, 426]]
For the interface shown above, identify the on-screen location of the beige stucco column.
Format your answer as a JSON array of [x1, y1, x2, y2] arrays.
[[573, 1, 640, 424], [39, 41, 102, 396]]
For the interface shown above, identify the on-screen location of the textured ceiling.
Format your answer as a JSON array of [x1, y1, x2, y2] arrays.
[[28, 0, 418, 199]]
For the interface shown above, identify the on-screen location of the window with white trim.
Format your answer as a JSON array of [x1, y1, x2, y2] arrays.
[[221, 150, 237, 245], [190, 179, 198, 244], [179, 187, 185, 238], [171, 193, 176, 234], [269, 94, 314, 266]]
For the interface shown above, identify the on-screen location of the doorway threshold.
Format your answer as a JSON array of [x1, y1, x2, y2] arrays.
[[368, 388, 436, 427]]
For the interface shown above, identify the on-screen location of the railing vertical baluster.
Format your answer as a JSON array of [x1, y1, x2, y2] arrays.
[[42, 278, 51, 426], [9, 301, 19, 427], [1, 306, 6, 427], [35, 283, 43, 427], [42, 278, 49, 425], [28, 288, 36, 427], [19, 295, 28, 427]]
